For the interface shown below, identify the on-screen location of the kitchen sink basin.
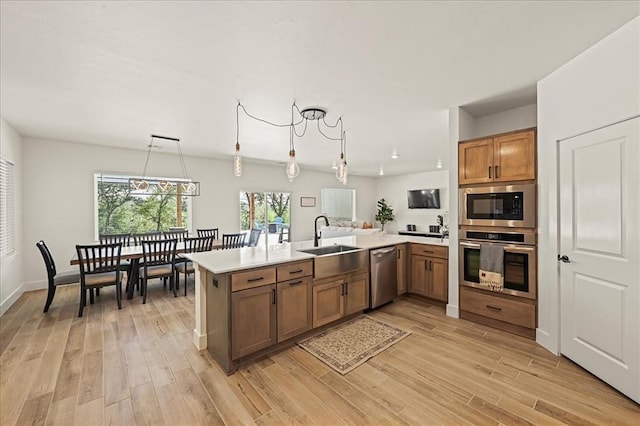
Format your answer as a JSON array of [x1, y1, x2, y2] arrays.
[[297, 245, 360, 256], [297, 245, 368, 279]]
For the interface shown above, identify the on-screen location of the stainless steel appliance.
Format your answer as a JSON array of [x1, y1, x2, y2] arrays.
[[370, 246, 397, 308], [459, 184, 536, 228], [459, 229, 537, 299]]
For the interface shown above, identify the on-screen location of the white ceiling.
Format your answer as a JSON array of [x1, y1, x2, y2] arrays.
[[1, 1, 638, 177]]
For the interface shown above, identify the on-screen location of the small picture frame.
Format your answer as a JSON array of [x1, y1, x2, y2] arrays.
[[300, 196, 316, 207]]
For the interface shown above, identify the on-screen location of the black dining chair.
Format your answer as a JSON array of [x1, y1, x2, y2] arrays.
[[99, 232, 133, 287], [222, 233, 246, 249], [197, 228, 219, 239], [37, 240, 81, 313], [247, 229, 262, 247], [140, 239, 177, 303], [175, 236, 213, 296], [75, 242, 123, 317], [132, 231, 163, 246], [163, 229, 188, 242]]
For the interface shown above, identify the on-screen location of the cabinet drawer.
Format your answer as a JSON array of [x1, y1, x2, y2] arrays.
[[231, 267, 276, 292], [410, 244, 448, 259], [277, 260, 313, 282], [460, 287, 535, 329]]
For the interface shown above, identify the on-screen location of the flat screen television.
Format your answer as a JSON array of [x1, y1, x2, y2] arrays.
[[407, 189, 440, 209]]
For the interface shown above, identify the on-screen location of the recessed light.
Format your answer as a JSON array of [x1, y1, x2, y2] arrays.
[[331, 161, 337, 170], [436, 159, 443, 169], [391, 151, 399, 159], [379, 166, 384, 176]]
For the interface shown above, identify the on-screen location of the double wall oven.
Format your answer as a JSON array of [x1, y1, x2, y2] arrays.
[[459, 183, 537, 299]]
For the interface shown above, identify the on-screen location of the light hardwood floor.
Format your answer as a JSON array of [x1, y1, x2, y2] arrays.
[[1, 281, 638, 425]]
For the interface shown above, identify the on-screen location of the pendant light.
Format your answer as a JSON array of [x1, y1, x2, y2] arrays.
[[234, 103, 242, 177], [286, 124, 300, 182]]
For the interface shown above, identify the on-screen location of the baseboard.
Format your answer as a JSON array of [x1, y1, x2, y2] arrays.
[[446, 303, 459, 319], [193, 329, 207, 350], [536, 327, 560, 356], [1, 280, 49, 316]]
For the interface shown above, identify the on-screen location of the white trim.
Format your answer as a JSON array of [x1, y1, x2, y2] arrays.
[[446, 303, 459, 318], [0, 279, 49, 316], [193, 329, 207, 350]]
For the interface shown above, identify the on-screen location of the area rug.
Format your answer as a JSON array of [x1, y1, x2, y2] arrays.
[[297, 315, 411, 375]]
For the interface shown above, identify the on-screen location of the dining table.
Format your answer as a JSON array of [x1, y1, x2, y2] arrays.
[[70, 239, 223, 299]]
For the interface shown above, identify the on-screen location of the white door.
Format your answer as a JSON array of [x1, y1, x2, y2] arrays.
[[559, 117, 640, 403]]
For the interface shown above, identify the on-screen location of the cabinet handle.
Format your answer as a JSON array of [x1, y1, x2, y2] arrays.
[[212, 278, 219, 288], [495, 165, 499, 178], [429, 260, 432, 271], [422, 250, 434, 254], [341, 283, 345, 296], [486, 305, 502, 311], [289, 280, 303, 286], [488, 166, 492, 179], [424, 261, 428, 270], [247, 277, 264, 282], [289, 269, 304, 274], [345, 282, 349, 295], [272, 289, 276, 304]]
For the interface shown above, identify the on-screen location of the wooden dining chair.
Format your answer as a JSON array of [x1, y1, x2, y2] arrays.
[[247, 229, 262, 247], [37, 240, 81, 313], [132, 231, 163, 246], [75, 242, 123, 317], [163, 229, 188, 242], [197, 228, 219, 239], [222, 233, 246, 249], [175, 236, 213, 296], [140, 239, 177, 303]]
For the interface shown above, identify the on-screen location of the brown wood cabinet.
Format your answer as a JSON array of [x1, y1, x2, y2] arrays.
[[409, 244, 448, 302], [312, 270, 369, 328], [396, 244, 407, 295], [231, 284, 276, 359], [276, 277, 312, 343], [459, 129, 536, 185]]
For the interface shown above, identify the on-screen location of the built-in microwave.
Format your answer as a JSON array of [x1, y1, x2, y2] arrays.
[[459, 184, 536, 228]]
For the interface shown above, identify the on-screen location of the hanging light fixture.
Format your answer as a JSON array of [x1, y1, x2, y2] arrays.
[[335, 131, 348, 185], [234, 103, 242, 177], [233, 102, 347, 183], [129, 135, 200, 196]]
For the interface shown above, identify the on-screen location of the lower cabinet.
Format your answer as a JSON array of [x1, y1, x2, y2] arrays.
[[312, 270, 369, 328], [397, 244, 407, 295], [276, 277, 312, 342], [231, 284, 276, 359], [409, 244, 448, 302]]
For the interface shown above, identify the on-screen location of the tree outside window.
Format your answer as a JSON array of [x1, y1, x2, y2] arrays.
[[95, 174, 190, 236]]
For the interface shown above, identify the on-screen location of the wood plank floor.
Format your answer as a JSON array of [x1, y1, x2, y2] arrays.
[[1, 281, 638, 425]]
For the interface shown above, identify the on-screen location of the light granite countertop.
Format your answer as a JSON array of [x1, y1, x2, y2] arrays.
[[185, 233, 448, 275]]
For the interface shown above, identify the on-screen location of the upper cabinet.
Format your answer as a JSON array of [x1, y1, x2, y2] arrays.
[[459, 129, 536, 185]]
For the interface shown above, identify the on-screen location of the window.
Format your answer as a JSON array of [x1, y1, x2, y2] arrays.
[[0, 158, 15, 255], [240, 192, 291, 246], [95, 173, 192, 238], [321, 188, 355, 223]]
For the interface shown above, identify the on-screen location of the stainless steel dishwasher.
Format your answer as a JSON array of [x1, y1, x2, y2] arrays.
[[370, 246, 397, 309]]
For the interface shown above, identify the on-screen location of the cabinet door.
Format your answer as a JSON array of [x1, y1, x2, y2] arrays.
[[231, 284, 276, 359], [427, 257, 448, 302], [344, 272, 369, 315], [397, 245, 406, 295], [493, 130, 536, 182], [277, 278, 312, 343], [458, 138, 494, 185], [410, 255, 429, 296], [312, 279, 344, 328]]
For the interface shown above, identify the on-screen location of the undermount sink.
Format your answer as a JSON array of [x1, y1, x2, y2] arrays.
[[297, 245, 368, 279], [297, 245, 360, 256]]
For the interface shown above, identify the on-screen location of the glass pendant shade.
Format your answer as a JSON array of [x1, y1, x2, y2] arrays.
[[181, 182, 197, 193], [130, 179, 149, 191], [286, 150, 300, 182], [234, 143, 242, 177], [340, 162, 348, 185], [158, 180, 174, 191]]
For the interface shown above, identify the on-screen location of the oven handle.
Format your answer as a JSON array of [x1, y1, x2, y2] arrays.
[[459, 240, 536, 253], [459, 241, 480, 248]]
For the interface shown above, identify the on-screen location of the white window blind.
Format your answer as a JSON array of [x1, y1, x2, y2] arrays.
[[0, 158, 15, 256]]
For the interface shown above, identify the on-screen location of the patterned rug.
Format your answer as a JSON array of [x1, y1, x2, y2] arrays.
[[297, 315, 411, 375]]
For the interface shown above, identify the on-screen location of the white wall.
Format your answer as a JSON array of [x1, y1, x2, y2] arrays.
[[0, 119, 24, 315], [537, 17, 640, 354], [21, 137, 378, 288], [375, 170, 449, 234], [473, 104, 537, 139]]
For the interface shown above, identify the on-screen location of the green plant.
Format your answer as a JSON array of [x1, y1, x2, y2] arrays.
[[375, 198, 395, 231]]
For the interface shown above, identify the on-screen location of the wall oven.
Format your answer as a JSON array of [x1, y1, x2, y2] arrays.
[[459, 184, 536, 228], [459, 229, 537, 299]]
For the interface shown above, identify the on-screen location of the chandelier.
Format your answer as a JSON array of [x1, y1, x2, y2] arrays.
[[129, 135, 200, 196], [233, 102, 348, 184]]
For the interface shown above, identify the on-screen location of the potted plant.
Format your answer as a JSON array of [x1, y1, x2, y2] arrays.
[[375, 198, 395, 231]]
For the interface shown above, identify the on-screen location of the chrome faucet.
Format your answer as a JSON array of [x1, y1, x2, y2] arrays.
[[314, 215, 329, 247]]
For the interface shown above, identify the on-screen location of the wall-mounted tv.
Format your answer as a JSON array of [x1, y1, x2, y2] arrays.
[[407, 189, 440, 209]]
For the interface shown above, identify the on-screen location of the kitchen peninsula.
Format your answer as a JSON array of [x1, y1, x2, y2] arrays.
[[185, 234, 448, 374]]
